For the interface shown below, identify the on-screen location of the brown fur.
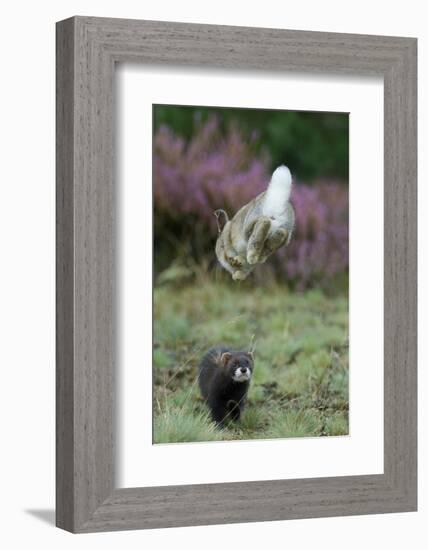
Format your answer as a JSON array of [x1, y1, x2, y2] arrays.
[[215, 191, 295, 280]]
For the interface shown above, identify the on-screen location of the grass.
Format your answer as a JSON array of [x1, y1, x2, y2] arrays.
[[153, 278, 348, 444]]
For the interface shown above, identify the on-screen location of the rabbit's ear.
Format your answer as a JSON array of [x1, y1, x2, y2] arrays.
[[214, 209, 229, 233]]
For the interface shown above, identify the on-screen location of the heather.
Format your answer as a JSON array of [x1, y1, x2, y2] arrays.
[[154, 105, 349, 181], [153, 117, 348, 290]]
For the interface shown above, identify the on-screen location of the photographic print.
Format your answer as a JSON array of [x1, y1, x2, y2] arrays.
[[153, 104, 349, 444], [56, 18, 416, 531]]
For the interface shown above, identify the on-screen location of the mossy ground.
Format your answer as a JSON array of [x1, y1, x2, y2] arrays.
[[153, 279, 348, 444]]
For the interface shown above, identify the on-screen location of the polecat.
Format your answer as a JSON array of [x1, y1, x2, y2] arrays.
[[198, 346, 254, 426]]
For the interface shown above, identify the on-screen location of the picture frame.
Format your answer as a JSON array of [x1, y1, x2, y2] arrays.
[[56, 16, 417, 533]]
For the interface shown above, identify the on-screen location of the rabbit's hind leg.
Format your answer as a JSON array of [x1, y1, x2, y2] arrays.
[[247, 217, 271, 265], [259, 227, 289, 263]]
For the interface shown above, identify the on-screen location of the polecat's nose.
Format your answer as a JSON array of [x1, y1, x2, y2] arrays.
[[240, 367, 247, 373]]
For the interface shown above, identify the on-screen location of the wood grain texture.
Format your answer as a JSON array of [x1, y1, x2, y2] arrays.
[[56, 17, 75, 532], [56, 16, 417, 533]]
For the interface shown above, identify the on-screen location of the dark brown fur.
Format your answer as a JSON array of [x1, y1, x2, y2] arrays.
[[198, 346, 254, 426]]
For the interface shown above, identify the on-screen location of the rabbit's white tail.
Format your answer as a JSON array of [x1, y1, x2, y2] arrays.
[[262, 165, 293, 218]]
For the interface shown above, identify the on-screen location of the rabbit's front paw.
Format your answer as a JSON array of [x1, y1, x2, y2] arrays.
[[232, 270, 248, 281], [228, 255, 246, 268]]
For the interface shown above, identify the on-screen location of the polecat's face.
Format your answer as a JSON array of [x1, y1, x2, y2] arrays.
[[221, 352, 254, 383]]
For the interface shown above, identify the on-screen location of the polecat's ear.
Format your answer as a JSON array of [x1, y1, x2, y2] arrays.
[[220, 352, 232, 366]]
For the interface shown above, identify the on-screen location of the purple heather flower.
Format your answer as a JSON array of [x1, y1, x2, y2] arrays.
[[154, 117, 349, 288]]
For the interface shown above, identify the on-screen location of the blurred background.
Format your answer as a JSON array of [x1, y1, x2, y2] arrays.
[[153, 105, 349, 444], [153, 105, 349, 291]]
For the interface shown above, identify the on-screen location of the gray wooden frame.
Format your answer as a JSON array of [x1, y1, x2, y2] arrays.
[[56, 16, 417, 533]]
